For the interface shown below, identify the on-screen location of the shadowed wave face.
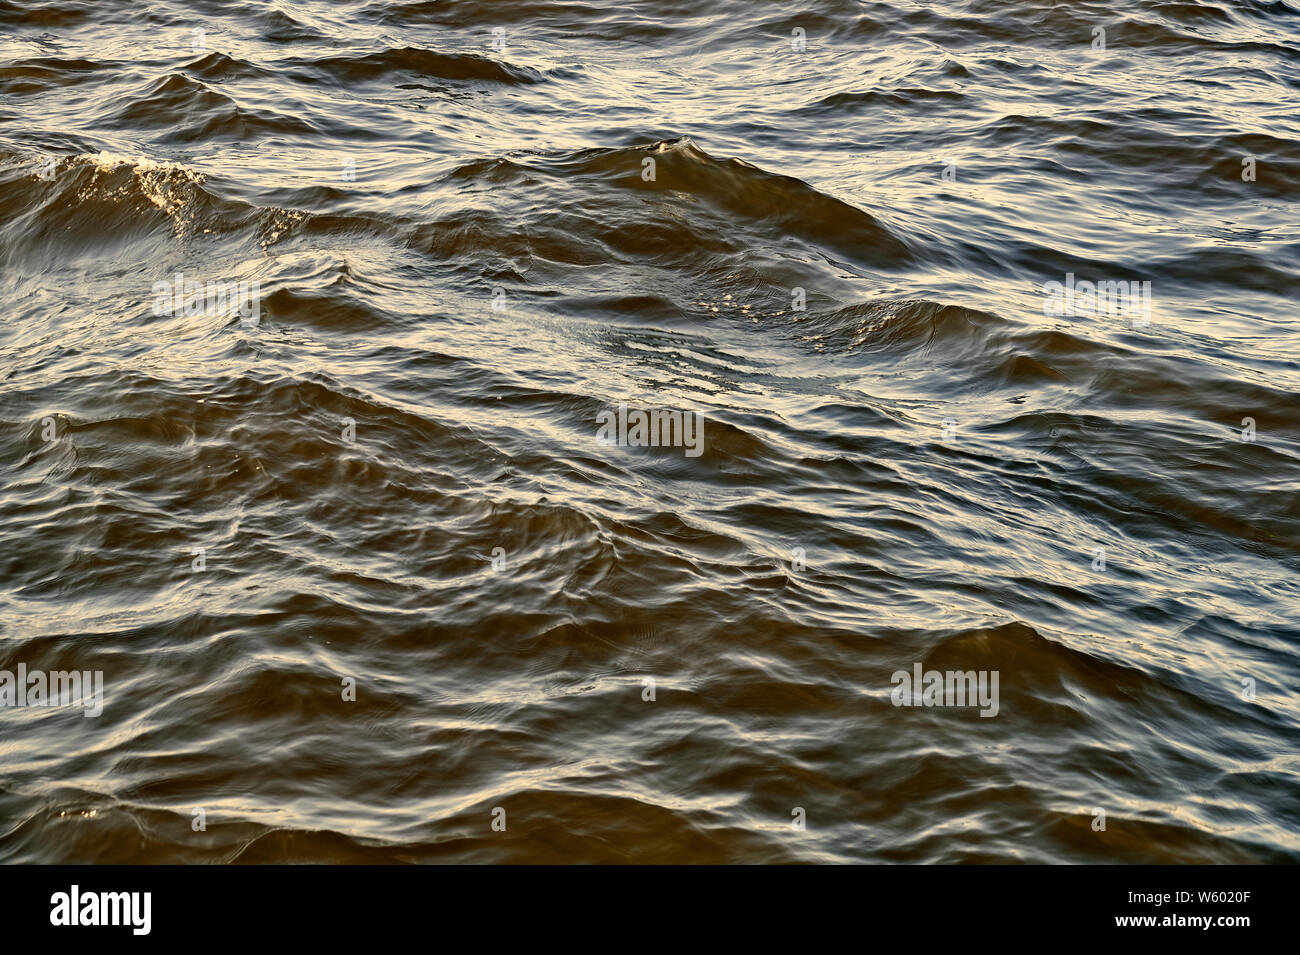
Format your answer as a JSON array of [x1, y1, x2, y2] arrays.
[[1, 0, 1298, 864]]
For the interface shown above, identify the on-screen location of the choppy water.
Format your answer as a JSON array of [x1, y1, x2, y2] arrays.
[[2, 0, 1299, 864]]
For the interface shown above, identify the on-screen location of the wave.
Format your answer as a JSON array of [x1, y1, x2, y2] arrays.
[[292, 46, 546, 85]]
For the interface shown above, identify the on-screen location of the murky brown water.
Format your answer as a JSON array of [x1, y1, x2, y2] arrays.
[[1, 0, 1298, 863]]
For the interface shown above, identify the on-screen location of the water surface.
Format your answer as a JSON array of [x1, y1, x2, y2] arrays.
[[1, 0, 1298, 863]]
